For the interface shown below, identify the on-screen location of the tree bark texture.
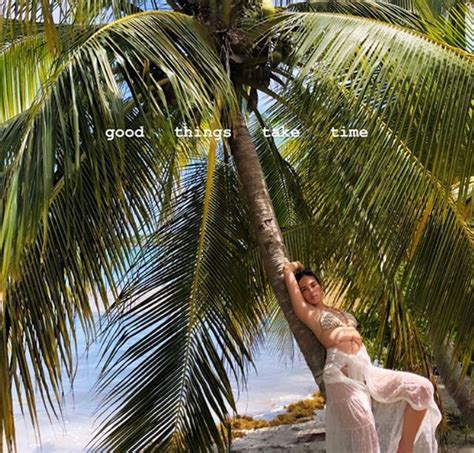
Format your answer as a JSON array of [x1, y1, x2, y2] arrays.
[[432, 338, 474, 428], [229, 113, 326, 393]]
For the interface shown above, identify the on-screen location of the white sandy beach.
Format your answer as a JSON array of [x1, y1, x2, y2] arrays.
[[223, 380, 474, 453], [227, 413, 326, 452], [227, 416, 473, 452]]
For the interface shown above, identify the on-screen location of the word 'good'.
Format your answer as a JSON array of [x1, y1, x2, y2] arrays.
[[105, 127, 144, 141]]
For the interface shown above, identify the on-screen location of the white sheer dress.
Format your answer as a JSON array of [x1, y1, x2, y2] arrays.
[[322, 312, 442, 453]]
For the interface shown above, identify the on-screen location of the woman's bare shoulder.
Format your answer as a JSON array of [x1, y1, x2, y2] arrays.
[[297, 307, 324, 337]]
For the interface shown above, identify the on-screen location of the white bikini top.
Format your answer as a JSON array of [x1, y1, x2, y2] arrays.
[[319, 310, 357, 332]]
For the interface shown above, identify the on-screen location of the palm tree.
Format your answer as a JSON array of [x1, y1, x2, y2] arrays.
[[0, 0, 472, 451]]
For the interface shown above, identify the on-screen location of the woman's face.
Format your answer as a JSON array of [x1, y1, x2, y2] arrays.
[[298, 276, 323, 305]]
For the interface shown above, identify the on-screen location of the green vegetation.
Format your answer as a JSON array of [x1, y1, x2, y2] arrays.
[[0, 0, 472, 451]]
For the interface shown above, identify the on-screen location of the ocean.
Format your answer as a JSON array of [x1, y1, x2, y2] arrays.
[[14, 315, 318, 452]]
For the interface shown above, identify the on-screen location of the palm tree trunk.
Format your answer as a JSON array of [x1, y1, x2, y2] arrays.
[[229, 113, 326, 393], [432, 337, 474, 428]]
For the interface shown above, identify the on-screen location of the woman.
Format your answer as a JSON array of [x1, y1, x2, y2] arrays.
[[283, 261, 442, 453]]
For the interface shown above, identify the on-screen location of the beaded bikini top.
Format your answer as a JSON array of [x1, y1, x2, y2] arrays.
[[319, 310, 357, 332]]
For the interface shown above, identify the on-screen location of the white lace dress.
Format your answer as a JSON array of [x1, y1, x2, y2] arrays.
[[323, 345, 442, 453]]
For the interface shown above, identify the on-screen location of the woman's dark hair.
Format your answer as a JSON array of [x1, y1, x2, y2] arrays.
[[294, 269, 323, 287]]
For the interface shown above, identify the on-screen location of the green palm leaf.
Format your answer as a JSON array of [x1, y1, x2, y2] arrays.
[[288, 0, 473, 51], [0, 10, 237, 448], [91, 159, 269, 451], [260, 11, 472, 361], [1, 104, 197, 450], [287, 0, 426, 31], [1, 2, 473, 450], [0, 36, 54, 121], [0, 11, 237, 281]]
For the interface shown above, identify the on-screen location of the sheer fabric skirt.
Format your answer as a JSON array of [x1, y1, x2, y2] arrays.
[[323, 345, 442, 453]]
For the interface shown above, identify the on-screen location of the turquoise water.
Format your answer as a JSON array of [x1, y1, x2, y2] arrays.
[[14, 314, 317, 452]]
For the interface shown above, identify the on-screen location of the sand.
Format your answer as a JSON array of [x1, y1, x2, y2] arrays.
[[228, 416, 326, 452], [220, 380, 474, 452], [227, 414, 473, 452]]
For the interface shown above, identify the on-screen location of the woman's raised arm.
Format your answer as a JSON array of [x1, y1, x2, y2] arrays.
[[282, 262, 317, 326]]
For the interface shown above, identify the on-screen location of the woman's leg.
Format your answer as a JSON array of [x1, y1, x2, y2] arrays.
[[367, 365, 436, 452], [396, 406, 428, 453], [326, 381, 380, 453]]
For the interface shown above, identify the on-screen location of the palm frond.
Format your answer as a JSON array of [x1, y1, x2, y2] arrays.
[[287, 0, 426, 32], [0, 10, 238, 449], [0, 11, 237, 282], [91, 159, 269, 452], [386, 0, 474, 51], [0, 1, 172, 35], [288, 0, 473, 52], [426, 1, 473, 51], [270, 11, 472, 198], [1, 102, 199, 450], [0, 36, 53, 122], [261, 11, 472, 364]]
